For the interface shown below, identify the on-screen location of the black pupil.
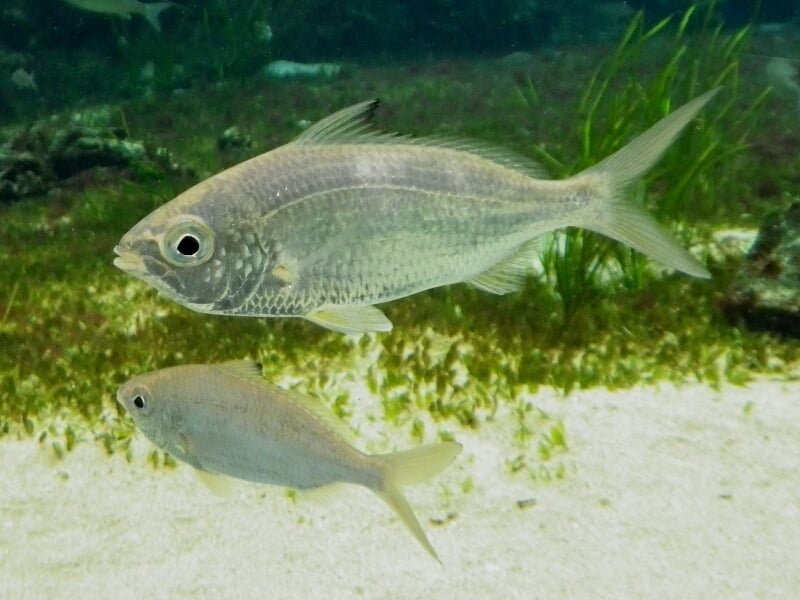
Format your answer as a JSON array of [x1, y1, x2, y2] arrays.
[[133, 395, 146, 409], [177, 235, 200, 256]]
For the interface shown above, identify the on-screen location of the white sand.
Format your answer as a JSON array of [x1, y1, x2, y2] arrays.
[[1, 379, 799, 599]]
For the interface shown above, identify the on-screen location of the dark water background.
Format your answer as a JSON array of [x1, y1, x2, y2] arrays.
[[0, 1, 793, 120]]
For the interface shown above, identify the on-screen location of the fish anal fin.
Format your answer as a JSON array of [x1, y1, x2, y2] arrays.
[[305, 304, 393, 334], [466, 238, 543, 294]]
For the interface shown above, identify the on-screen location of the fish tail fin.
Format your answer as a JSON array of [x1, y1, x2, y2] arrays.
[[373, 441, 462, 563], [572, 88, 720, 278], [143, 2, 175, 33]]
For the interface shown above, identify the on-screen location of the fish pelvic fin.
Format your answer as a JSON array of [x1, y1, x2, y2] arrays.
[[573, 88, 720, 279], [143, 2, 175, 33], [195, 468, 235, 497], [305, 304, 393, 334], [373, 441, 462, 563]]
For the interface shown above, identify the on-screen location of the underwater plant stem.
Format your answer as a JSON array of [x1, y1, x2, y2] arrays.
[[2, 281, 19, 324], [119, 108, 131, 140]]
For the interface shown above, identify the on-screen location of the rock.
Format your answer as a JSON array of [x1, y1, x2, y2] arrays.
[[500, 51, 534, 66], [723, 201, 800, 336], [216, 126, 253, 164], [0, 149, 46, 200], [217, 126, 252, 152], [0, 117, 192, 201], [48, 125, 145, 179]]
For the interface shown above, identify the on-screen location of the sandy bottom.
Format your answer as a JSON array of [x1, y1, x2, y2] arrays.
[[2, 379, 799, 599]]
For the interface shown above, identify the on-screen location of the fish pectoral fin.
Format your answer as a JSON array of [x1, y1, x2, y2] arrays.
[[195, 468, 235, 497], [465, 237, 543, 294], [305, 304, 393, 334]]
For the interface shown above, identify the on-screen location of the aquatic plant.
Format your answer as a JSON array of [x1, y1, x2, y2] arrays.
[[533, 2, 769, 325]]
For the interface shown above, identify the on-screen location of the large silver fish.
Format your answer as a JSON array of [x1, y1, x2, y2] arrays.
[[114, 90, 718, 333], [117, 360, 462, 561]]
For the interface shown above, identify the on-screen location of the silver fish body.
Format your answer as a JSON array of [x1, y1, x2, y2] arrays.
[[117, 361, 461, 560], [114, 91, 718, 333]]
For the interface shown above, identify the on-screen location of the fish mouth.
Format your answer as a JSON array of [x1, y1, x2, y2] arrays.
[[113, 245, 147, 277]]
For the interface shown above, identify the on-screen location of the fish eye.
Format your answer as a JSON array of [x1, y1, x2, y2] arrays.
[[161, 218, 215, 266], [176, 234, 200, 257], [126, 386, 154, 416]]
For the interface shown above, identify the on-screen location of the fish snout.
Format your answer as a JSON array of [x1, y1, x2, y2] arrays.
[[113, 245, 147, 276]]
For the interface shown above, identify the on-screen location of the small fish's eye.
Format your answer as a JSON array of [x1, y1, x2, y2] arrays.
[[127, 387, 154, 416], [176, 234, 200, 257], [161, 217, 215, 266]]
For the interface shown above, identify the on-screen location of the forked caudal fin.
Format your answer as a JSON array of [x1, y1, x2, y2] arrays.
[[573, 88, 720, 278], [143, 2, 176, 33], [372, 441, 462, 563]]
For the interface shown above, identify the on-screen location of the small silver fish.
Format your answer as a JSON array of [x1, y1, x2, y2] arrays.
[[114, 90, 718, 333], [117, 361, 462, 561], [61, 0, 175, 32], [10, 68, 37, 92]]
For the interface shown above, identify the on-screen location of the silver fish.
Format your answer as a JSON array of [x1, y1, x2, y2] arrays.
[[117, 360, 462, 561], [61, 0, 175, 32], [114, 90, 718, 333]]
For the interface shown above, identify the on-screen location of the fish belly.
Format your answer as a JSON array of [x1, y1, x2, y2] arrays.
[[210, 441, 365, 489]]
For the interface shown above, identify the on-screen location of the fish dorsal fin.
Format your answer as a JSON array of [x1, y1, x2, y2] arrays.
[[412, 135, 551, 179], [214, 360, 356, 441], [292, 99, 400, 145], [466, 237, 543, 294], [291, 100, 550, 179], [216, 359, 264, 380]]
